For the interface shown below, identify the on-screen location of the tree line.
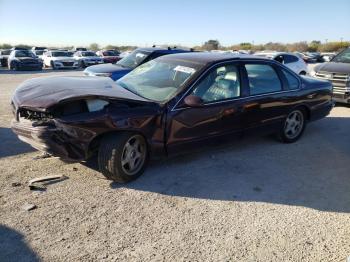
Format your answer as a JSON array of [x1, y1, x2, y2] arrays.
[[196, 40, 350, 52], [1, 40, 349, 53]]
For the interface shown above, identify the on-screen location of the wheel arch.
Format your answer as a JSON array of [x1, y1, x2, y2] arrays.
[[87, 130, 149, 158], [292, 104, 311, 120]]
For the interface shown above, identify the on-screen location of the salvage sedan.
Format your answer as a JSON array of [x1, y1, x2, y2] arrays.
[[11, 53, 333, 183]]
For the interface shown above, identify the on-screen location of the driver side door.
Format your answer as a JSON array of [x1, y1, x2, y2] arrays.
[[166, 62, 245, 155]]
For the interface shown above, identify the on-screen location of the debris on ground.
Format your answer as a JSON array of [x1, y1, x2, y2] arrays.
[[22, 203, 37, 211], [72, 167, 78, 171], [32, 153, 52, 160], [28, 175, 67, 190], [11, 182, 22, 187]]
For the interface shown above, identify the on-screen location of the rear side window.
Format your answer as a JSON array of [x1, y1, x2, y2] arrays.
[[245, 64, 282, 95], [282, 69, 299, 90], [284, 55, 299, 64]]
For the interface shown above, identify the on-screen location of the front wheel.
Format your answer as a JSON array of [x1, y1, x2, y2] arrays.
[[98, 133, 148, 183], [278, 109, 306, 143]]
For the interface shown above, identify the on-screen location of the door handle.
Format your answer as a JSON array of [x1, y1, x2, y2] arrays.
[[307, 93, 316, 99]]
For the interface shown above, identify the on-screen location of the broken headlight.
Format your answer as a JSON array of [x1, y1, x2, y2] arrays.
[[86, 99, 109, 112]]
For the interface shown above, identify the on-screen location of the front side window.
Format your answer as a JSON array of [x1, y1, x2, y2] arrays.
[[245, 64, 282, 95], [191, 64, 240, 103], [117, 59, 199, 102]]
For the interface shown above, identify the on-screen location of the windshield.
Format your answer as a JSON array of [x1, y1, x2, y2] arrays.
[[116, 50, 150, 68], [117, 59, 199, 102], [103, 51, 119, 56], [35, 50, 44, 55], [2, 50, 11, 55], [331, 49, 350, 63], [81, 52, 97, 57], [15, 50, 36, 58], [52, 51, 72, 57]]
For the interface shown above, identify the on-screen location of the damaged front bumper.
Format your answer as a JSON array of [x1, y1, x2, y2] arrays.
[[11, 118, 88, 161]]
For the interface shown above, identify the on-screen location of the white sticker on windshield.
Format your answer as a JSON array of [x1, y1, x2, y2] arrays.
[[174, 65, 195, 74], [136, 53, 146, 58]]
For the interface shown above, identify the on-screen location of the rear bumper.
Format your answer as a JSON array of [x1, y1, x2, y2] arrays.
[[310, 100, 334, 121], [11, 119, 86, 161]]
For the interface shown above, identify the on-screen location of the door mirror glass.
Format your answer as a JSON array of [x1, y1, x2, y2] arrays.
[[184, 95, 204, 107]]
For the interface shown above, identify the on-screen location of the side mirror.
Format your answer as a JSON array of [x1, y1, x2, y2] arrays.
[[183, 95, 204, 107]]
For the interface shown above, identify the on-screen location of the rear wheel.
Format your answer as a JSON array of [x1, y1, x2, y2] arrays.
[[51, 61, 56, 70], [98, 133, 148, 183], [278, 109, 306, 143]]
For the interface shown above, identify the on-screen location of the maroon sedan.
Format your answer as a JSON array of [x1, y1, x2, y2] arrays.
[[11, 53, 333, 183], [96, 50, 121, 63]]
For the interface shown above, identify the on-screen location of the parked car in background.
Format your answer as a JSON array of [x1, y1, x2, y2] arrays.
[[311, 47, 350, 104], [11, 52, 333, 183], [73, 51, 103, 68], [255, 52, 308, 75], [321, 52, 336, 62], [96, 50, 121, 63], [8, 50, 43, 70], [11, 47, 28, 51], [31, 47, 47, 59], [84, 47, 192, 80], [0, 49, 11, 67], [42, 50, 79, 69], [71, 47, 87, 52]]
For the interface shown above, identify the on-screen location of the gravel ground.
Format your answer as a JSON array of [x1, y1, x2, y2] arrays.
[[0, 67, 349, 262]]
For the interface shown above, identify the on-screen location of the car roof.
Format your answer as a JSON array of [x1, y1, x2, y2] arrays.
[[137, 47, 190, 54], [158, 52, 267, 65]]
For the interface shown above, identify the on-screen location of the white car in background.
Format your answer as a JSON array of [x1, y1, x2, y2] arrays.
[[43, 50, 79, 69], [73, 51, 103, 68], [254, 52, 308, 75]]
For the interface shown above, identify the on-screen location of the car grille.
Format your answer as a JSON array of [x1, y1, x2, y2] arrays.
[[62, 62, 74, 66], [315, 72, 350, 94], [22, 59, 38, 64]]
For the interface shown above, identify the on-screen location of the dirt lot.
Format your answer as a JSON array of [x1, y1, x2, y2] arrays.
[[0, 68, 349, 262]]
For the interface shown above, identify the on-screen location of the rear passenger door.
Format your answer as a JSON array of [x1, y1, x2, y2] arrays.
[[240, 62, 288, 132]]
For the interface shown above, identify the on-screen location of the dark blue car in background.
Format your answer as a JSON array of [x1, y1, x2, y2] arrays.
[[83, 47, 192, 80]]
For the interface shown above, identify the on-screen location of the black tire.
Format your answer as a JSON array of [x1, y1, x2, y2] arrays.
[[80, 60, 86, 68], [51, 61, 56, 70], [98, 133, 148, 183], [278, 108, 306, 143]]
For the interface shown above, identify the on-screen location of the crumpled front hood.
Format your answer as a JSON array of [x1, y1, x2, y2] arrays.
[[315, 62, 350, 74], [12, 76, 148, 111]]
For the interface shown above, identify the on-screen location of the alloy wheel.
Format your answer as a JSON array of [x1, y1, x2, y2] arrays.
[[121, 135, 146, 176], [284, 110, 304, 139]]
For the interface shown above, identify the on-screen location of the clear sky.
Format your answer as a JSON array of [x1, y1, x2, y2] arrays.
[[0, 0, 349, 47]]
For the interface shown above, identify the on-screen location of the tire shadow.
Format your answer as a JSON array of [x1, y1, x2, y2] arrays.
[[102, 116, 350, 213]]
